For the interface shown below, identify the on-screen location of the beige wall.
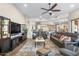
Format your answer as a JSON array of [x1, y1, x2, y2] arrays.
[[0, 3, 26, 24], [70, 8, 79, 19]]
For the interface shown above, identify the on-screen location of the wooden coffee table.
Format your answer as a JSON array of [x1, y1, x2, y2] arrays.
[[36, 48, 50, 56]]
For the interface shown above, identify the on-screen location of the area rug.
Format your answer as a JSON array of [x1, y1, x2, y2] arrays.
[[15, 39, 62, 56]]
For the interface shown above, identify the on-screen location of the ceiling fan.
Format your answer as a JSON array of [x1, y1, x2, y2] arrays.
[[41, 3, 61, 15]]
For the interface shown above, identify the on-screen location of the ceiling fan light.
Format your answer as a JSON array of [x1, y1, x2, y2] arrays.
[[51, 13, 55, 16], [49, 11, 52, 13], [49, 12, 52, 15]]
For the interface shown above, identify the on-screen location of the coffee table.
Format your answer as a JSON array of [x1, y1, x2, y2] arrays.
[[35, 38, 45, 47], [36, 48, 50, 56]]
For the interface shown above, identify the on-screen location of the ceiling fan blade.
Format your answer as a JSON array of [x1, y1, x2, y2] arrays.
[[50, 3, 57, 10], [41, 8, 48, 11], [41, 11, 48, 15], [51, 10, 61, 12]]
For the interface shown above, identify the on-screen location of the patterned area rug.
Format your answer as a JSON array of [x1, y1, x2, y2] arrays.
[[15, 39, 62, 56]]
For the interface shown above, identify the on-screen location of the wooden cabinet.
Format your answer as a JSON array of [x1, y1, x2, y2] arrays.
[[0, 20, 1, 39], [0, 16, 11, 53]]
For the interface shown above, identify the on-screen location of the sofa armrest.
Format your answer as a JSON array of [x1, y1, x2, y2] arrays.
[[59, 48, 77, 56], [64, 41, 78, 52]]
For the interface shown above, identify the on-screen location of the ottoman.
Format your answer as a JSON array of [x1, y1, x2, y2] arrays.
[[36, 48, 50, 56]]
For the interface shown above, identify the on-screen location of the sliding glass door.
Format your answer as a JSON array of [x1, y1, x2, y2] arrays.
[[71, 20, 78, 33]]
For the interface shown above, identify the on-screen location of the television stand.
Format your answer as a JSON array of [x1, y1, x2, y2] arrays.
[[10, 33, 26, 50]]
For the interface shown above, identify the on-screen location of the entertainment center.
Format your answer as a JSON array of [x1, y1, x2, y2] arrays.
[[0, 16, 11, 53], [0, 16, 27, 55], [10, 22, 21, 49]]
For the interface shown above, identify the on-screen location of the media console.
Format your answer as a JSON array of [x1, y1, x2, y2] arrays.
[[10, 33, 27, 50], [10, 33, 22, 49]]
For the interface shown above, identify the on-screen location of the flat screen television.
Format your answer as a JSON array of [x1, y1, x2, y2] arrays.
[[11, 22, 21, 34]]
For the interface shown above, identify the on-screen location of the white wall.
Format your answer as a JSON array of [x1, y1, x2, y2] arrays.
[[0, 3, 26, 24]]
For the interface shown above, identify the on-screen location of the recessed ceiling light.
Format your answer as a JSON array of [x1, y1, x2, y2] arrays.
[[40, 16, 43, 19], [70, 4, 75, 8], [40, 16, 42, 18], [24, 4, 27, 8]]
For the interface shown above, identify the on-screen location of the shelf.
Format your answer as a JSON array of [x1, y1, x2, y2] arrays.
[[2, 20, 9, 25], [0, 17, 10, 45], [0, 16, 11, 53]]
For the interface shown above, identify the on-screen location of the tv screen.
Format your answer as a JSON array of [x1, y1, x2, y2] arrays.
[[11, 22, 21, 34]]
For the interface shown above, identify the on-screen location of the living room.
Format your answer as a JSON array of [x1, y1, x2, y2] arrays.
[[0, 3, 79, 56]]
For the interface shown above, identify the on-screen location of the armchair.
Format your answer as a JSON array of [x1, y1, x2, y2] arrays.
[[59, 41, 79, 56]]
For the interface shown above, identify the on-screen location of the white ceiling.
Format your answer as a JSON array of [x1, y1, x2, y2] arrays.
[[14, 3, 79, 19]]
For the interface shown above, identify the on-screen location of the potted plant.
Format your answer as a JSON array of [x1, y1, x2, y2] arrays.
[[23, 29, 27, 33]]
